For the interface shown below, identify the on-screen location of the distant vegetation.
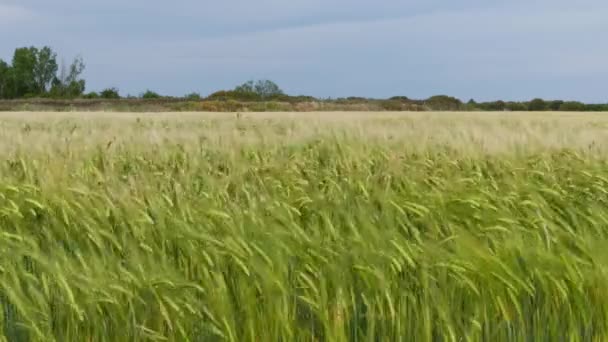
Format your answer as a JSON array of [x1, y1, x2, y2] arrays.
[[1, 45, 607, 111], [0, 46, 87, 99]]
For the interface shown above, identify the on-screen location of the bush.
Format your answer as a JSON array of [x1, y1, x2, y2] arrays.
[[168, 101, 201, 111], [198, 101, 221, 112], [184, 92, 202, 100], [286, 95, 317, 103], [528, 98, 547, 111], [482, 101, 506, 111], [141, 90, 161, 99], [83, 92, 99, 99], [207, 90, 260, 102], [380, 100, 404, 111], [559, 101, 586, 111], [425, 95, 463, 111], [548, 100, 564, 111], [100, 88, 120, 99], [505, 102, 528, 111], [583, 104, 608, 112]]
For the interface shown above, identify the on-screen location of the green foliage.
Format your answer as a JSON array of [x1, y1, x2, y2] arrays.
[[463, 99, 478, 111], [0, 44, 606, 112], [184, 92, 201, 100], [0, 46, 87, 99], [141, 90, 162, 99], [505, 102, 528, 111], [50, 56, 86, 98], [559, 101, 586, 111], [234, 79, 255, 93], [6, 46, 64, 98], [11, 47, 38, 97], [583, 104, 608, 111], [2, 115, 608, 340], [100, 87, 120, 99], [425, 95, 463, 110], [206, 90, 233, 101], [253, 79, 284, 99], [547, 100, 564, 111], [210, 79, 285, 101], [232, 81, 262, 101], [0, 59, 11, 99], [528, 98, 547, 111], [82, 92, 100, 99], [33, 47, 59, 94], [379, 100, 403, 111], [483, 100, 507, 111]]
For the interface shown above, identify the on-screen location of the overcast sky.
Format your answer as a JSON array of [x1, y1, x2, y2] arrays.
[[1, 0, 607, 101]]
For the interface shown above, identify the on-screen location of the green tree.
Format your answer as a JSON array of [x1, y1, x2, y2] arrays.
[[33, 46, 58, 93], [235, 80, 255, 94], [0, 59, 11, 99], [141, 90, 161, 99], [83, 91, 99, 99], [233, 80, 284, 100], [100, 87, 120, 99], [482, 100, 506, 111], [528, 98, 547, 111], [505, 102, 528, 111], [559, 101, 586, 111], [425, 95, 463, 111], [254, 80, 284, 99], [51, 56, 86, 98], [184, 92, 201, 100], [65, 56, 86, 96], [0, 46, 87, 99], [11, 47, 38, 97], [548, 100, 564, 111]]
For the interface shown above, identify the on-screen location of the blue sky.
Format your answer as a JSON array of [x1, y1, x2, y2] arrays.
[[1, 0, 607, 102]]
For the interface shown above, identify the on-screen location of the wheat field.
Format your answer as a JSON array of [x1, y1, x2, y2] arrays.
[[2, 111, 608, 341]]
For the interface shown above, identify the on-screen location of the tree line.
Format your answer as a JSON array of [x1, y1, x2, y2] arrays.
[[418, 95, 608, 112], [1, 45, 607, 111], [0, 46, 86, 99]]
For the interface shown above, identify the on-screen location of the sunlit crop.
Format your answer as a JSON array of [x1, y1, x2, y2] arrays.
[[1, 111, 607, 341]]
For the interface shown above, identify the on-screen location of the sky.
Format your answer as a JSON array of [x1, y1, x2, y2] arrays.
[[1, 0, 607, 102]]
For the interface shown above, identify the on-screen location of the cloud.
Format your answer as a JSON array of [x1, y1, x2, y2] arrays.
[[146, 4, 608, 100], [157, 5, 608, 72], [1, 0, 607, 101]]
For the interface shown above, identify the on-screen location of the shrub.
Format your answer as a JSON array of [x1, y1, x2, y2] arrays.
[[548, 100, 564, 111], [100, 87, 120, 99], [585, 104, 608, 112], [141, 90, 162, 99], [505, 102, 528, 111], [83, 92, 99, 99], [559, 101, 586, 111], [425, 95, 463, 111], [198, 101, 221, 112], [380, 100, 404, 111], [528, 98, 547, 111], [184, 92, 202, 100]]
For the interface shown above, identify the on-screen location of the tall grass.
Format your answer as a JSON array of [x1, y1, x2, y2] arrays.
[[1, 112, 608, 341]]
